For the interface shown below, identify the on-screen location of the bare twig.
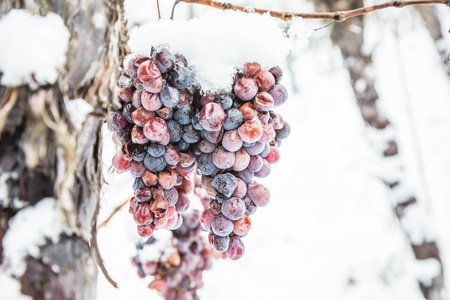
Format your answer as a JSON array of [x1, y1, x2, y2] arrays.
[[179, 0, 449, 22], [171, 0, 181, 20], [97, 197, 132, 229], [156, 0, 161, 19]]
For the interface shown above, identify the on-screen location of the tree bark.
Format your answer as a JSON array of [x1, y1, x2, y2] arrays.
[[0, 1, 127, 299], [313, 0, 444, 299]]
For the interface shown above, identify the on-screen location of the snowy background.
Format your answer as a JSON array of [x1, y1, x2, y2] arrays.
[[97, 1, 450, 299]]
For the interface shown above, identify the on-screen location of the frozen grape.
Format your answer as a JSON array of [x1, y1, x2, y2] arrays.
[[232, 178, 247, 198], [221, 197, 245, 221], [198, 140, 217, 154], [243, 62, 261, 77], [247, 182, 270, 207], [143, 117, 168, 143], [141, 91, 163, 112], [275, 121, 290, 140], [232, 148, 250, 172], [112, 152, 132, 173], [269, 66, 283, 83], [131, 125, 150, 144], [147, 143, 166, 157], [164, 187, 179, 206], [248, 155, 263, 172], [135, 187, 152, 203], [238, 119, 263, 144], [214, 92, 233, 110], [223, 108, 243, 131], [160, 85, 180, 108], [211, 173, 238, 198], [259, 122, 276, 143], [119, 87, 133, 103], [254, 70, 275, 92], [153, 48, 175, 73], [239, 102, 257, 121], [234, 77, 258, 101], [142, 170, 158, 187], [244, 142, 265, 156], [168, 63, 195, 89], [197, 153, 217, 176], [199, 103, 225, 132], [233, 214, 251, 236], [130, 161, 147, 178], [226, 235, 245, 260], [137, 60, 161, 83], [254, 92, 274, 111], [212, 146, 235, 169], [200, 209, 216, 231], [174, 105, 195, 125], [109, 111, 129, 132], [269, 83, 288, 107], [163, 144, 181, 166], [211, 214, 234, 237], [182, 124, 201, 143], [131, 107, 155, 126], [212, 234, 229, 252], [144, 154, 167, 173], [222, 130, 243, 152], [265, 146, 280, 164]]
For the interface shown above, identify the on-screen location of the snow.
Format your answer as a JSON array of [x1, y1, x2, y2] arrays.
[[65, 98, 94, 131], [2, 197, 65, 277], [0, 9, 69, 87], [0, 272, 32, 300], [128, 10, 309, 91], [95, 1, 450, 300]]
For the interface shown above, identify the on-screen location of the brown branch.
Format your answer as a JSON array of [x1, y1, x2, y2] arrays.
[[156, 0, 161, 19], [97, 196, 131, 230], [179, 0, 450, 22]]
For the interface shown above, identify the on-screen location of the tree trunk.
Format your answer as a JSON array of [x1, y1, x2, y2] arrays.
[[313, 0, 444, 299], [0, 1, 127, 299]]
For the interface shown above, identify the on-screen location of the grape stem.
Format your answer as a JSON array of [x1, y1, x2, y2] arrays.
[[171, 0, 181, 20], [178, 0, 450, 22], [97, 196, 132, 229]]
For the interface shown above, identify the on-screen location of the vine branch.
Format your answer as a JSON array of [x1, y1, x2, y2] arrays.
[[179, 0, 450, 22]]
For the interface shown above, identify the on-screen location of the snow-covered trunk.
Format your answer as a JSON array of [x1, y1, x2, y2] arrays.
[[313, 0, 444, 299], [0, 1, 126, 299]]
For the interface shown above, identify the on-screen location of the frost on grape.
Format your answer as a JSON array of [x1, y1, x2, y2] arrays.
[[2, 198, 66, 277], [0, 9, 69, 87], [128, 10, 309, 91]]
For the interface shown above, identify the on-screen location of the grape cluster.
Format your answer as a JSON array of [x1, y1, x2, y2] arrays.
[[109, 46, 199, 239], [132, 211, 213, 300], [197, 62, 290, 260], [109, 47, 291, 258]]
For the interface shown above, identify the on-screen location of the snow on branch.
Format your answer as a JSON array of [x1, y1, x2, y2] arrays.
[[179, 0, 450, 22]]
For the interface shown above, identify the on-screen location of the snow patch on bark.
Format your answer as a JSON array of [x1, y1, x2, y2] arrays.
[[65, 98, 93, 131], [0, 272, 32, 300], [0, 9, 69, 87], [2, 198, 66, 276]]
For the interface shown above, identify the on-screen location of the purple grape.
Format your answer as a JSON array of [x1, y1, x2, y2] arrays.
[[118, 125, 133, 144], [269, 65, 283, 83], [200, 209, 216, 231], [214, 92, 233, 110], [275, 121, 290, 140], [223, 108, 243, 131], [254, 159, 271, 178], [212, 234, 230, 252], [176, 139, 190, 152], [211, 214, 234, 237], [242, 196, 257, 216], [168, 63, 195, 89], [164, 144, 181, 166], [204, 128, 224, 144], [198, 140, 217, 154], [118, 74, 133, 88], [231, 177, 247, 198], [133, 177, 146, 192], [232, 148, 250, 172], [166, 119, 183, 143], [221, 130, 243, 152], [248, 155, 263, 172], [200, 102, 226, 131], [182, 124, 201, 144], [129, 161, 147, 178], [174, 105, 195, 125], [212, 146, 235, 169], [160, 85, 180, 108], [236, 169, 254, 184], [247, 182, 270, 207], [197, 153, 217, 176], [221, 197, 245, 221], [152, 48, 175, 73], [260, 143, 270, 158], [234, 77, 258, 101], [164, 187, 179, 206], [147, 143, 166, 157], [269, 83, 288, 107], [135, 187, 152, 203], [226, 235, 245, 260], [243, 142, 265, 156], [130, 144, 147, 162], [191, 112, 204, 130], [144, 154, 167, 173], [109, 111, 129, 132], [175, 193, 190, 213], [123, 104, 136, 125], [212, 173, 238, 198]]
